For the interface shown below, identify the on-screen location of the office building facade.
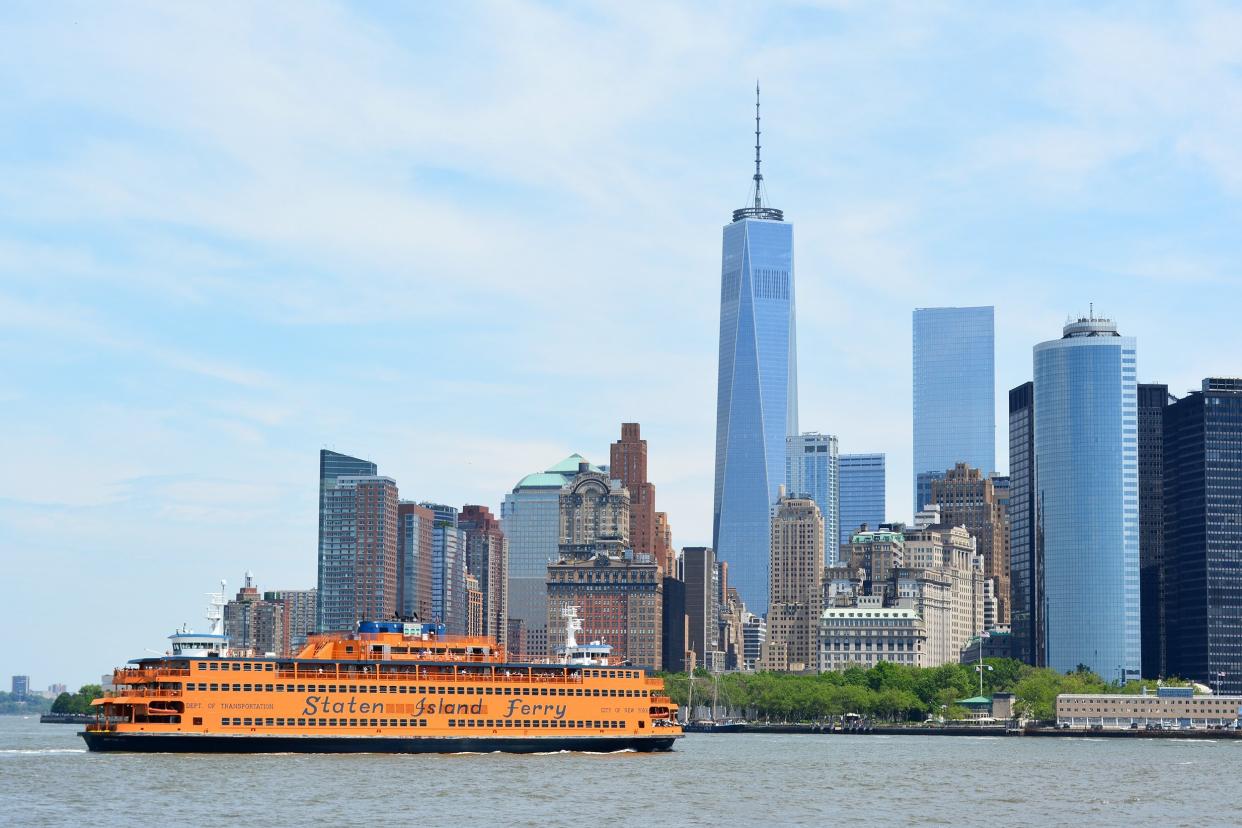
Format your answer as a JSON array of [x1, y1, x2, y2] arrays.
[[1138, 383, 1171, 679], [1008, 381, 1042, 665], [1164, 378, 1242, 694], [1034, 315, 1139, 681], [786, 432, 839, 562], [764, 493, 823, 671], [838, 453, 886, 551], [912, 306, 996, 512], [712, 94, 799, 616], [682, 547, 719, 669], [932, 463, 1010, 625]]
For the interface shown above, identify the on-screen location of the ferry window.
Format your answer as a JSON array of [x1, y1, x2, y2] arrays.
[[638, 721, 645, 729], [243, 663, 251, 671], [209, 683, 218, 691], [243, 684, 253, 692], [209, 663, 218, 671], [349, 719, 358, 727], [420, 719, 427, 727], [296, 684, 305, 692], [328, 719, 338, 727], [297, 719, 306, 727], [370, 719, 378, 727], [448, 720, 456, 728], [243, 717, 252, 726], [265, 664, 273, 671], [265, 684, 273, 692], [265, 718, 274, 726], [318, 719, 327, 727], [196, 663, 204, 670], [232, 684, 241, 692], [275, 684, 284, 692]]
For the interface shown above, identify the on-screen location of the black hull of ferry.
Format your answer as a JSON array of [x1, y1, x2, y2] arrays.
[[80, 731, 679, 754]]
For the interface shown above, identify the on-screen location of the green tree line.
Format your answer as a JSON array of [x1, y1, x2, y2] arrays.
[[0, 691, 53, 715], [660, 661, 1191, 722], [50, 684, 104, 715]]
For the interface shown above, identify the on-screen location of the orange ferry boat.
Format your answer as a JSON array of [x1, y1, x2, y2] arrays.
[[82, 612, 681, 754]]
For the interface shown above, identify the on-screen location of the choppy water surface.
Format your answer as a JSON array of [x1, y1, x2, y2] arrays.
[[3, 716, 1240, 827]]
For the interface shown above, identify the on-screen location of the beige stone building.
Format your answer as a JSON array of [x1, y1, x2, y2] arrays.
[[821, 519, 983, 669], [932, 463, 1011, 624], [819, 597, 927, 670], [1056, 690, 1242, 729], [763, 492, 824, 672]]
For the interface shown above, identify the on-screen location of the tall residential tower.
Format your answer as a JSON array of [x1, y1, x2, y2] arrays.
[[713, 87, 799, 615]]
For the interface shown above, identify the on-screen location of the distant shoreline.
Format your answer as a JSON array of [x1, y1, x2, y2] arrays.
[[687, 722, 1242, 739]]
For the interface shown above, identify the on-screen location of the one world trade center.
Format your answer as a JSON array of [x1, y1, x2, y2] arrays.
[[712, 86, 799, 616]]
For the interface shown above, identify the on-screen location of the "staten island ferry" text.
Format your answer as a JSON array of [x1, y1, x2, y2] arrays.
[[300, 695, 568, 720]]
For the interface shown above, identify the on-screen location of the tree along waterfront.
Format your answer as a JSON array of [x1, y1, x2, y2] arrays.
[[660, 661, 1192, 722], [50, 685, 103, 715]]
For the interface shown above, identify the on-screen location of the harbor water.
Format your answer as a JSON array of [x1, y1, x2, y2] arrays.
[[3, 715, 1240, 827]]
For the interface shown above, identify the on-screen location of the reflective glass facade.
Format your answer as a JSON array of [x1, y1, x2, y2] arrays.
[[1008, 382, 1043, 665], [838, 453, 886, 554], [913, 307, 995, 512], [1137, 384, 1170, 678], [713, 216, 798, 615], [1163, 379, 1242, 694], [1034, 319, 1139, 680], [786, 433, 839, 560]]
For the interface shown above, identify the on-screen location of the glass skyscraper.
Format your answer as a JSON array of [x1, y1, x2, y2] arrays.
[[712, 90, 798, 616], [912, 306, 995, 513], [1163, 379, 1242, 694], [786, 433, 838, 560], [1034, 315, 1139, 681], [1008, 382, 1043, 666], [838, 453, 886, 553]]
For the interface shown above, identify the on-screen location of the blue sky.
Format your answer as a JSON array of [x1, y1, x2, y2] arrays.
[[2, 2, 1241, 687]]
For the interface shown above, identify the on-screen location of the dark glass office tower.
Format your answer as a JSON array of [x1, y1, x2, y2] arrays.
[[1138, 384, 1171, 677], [1164, 378, 1242, 694], [1008, 382, 1042, 665], [713, 88, 798, 615]]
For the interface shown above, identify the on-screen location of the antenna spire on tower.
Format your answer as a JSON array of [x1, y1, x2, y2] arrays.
[[754, 81, 763, 208], [731, 82, 783, 222]]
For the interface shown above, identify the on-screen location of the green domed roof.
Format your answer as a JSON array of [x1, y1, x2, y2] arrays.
[[512, 454, 604, 491]]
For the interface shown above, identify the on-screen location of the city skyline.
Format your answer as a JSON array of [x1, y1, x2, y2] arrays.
[[4, 3, 1242, 685]]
